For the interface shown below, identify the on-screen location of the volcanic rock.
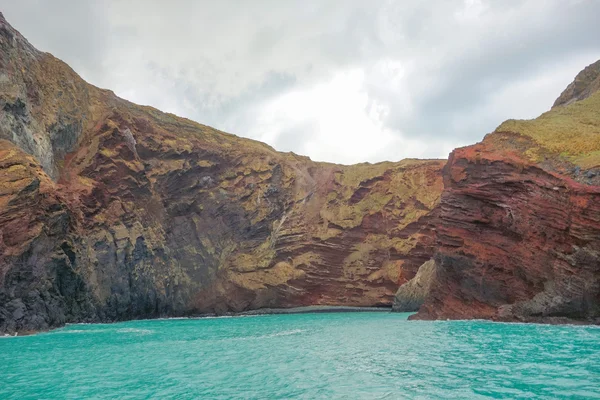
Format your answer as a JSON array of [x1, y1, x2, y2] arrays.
[[413, 60, 600, 324], [392, 259, 437, 312], [0, 14, 444, 333]]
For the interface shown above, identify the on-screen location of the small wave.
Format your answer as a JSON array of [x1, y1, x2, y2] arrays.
[[52, 329, 111, 334], [419, 318, 600, 330], [191, 314, 267, 320], [116, 328, 153, 334], [147, 314, 267, 322], [219, 329, 307, 342], [259, 329, 306, 338]]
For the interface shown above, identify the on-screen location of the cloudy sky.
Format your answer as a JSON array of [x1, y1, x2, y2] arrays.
[[2, 1, 600, 164]]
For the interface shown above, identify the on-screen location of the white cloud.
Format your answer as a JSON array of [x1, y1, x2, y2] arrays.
[[250, 68, 400, 163], [1, 0, 599, 164]]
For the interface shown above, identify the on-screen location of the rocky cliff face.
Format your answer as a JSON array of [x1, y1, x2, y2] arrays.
[[412, 60, 600, 324], [0, 14, 444, 333]]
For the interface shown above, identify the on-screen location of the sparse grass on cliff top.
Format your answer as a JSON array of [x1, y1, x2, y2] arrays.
[[496, 91, 600, 167]]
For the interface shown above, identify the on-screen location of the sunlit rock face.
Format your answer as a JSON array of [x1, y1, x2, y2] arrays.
[[412, 60, 600, 324], [0, 13, 444, 333], [392, 259, 437, 312]]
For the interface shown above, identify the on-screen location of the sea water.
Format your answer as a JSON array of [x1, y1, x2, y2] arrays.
[[1, 312, 598, 399]]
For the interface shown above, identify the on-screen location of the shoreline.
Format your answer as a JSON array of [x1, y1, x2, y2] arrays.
[[6, 306, 598, 337], [2, 306, 394, 336], [224, 305, 393, 316]]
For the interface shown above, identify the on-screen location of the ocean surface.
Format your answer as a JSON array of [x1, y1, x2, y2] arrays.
[[1, 312, 599, 399]]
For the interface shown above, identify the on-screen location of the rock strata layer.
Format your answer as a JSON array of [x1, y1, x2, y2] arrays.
[[0, 13, 444, 333], [412, 60, 600, 324]]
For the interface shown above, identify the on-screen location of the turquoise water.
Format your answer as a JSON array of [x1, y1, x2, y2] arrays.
[[1, 312, 599, 399]]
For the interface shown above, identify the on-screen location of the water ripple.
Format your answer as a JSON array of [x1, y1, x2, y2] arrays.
[[1, 313, 599, 399]]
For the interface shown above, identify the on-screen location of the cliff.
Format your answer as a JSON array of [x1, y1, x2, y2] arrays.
[[0, 13, 444, 333], [412, 60, 600, 324]]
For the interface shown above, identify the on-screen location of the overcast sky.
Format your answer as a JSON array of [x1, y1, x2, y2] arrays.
[[2, 1, 600, 164]]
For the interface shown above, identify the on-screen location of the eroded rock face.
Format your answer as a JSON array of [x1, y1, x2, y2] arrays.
[[413, 61, 600, 324], [0, 142, 96, 333], [0, 14, 444, 333], [553, 60, 600, 108], [392, 259, 437, 312]]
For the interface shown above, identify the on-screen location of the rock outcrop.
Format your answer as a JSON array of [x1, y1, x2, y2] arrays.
[[412, 60, 600, 324], [0, 13, 444, 333], [553, 60, 600, 108], [392, 259, 437, 312]]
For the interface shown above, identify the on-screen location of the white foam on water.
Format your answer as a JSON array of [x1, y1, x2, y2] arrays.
[[190, 314, 267, 320], [52, 329, 111, 334], [218, 328, 308, 342], [259, 329, 307, 338], [1, 334, 18, 339], [116, 328, 153, 334]]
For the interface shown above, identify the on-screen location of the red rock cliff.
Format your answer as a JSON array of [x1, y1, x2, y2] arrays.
[[412, 60, 600, 324], [0, 14, 443, 333]]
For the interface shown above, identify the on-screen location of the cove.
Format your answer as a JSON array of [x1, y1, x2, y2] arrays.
[[1, 312, 599, 399]]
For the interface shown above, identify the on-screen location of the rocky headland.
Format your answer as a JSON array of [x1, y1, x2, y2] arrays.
[[408, 60, 600, 324]]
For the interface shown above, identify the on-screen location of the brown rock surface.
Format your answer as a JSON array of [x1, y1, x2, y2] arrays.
[[553, 60, 600, 108], [413, 60, 600, 324], [0, 13, 444, 333]]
